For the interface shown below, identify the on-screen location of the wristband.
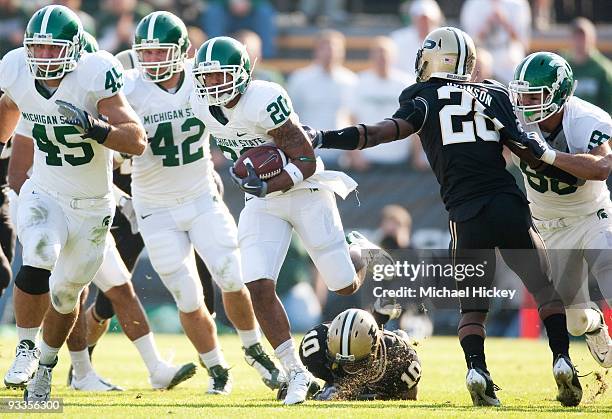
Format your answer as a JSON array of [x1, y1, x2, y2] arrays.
[[283, 162, 304, 185], [541, 149, 556, 165], [86, 116, 111, 144]]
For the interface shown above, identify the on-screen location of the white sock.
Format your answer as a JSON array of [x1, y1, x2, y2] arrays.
[[274, 339, 303, 374], [585, 308, 603, 333], [199, 347, 228, 370], [39, 340, 60, 366], [17, 326, 40, 344], [236, 328, 261, 349], [69, 349, 94, 381], [133, 333, 163, 374]]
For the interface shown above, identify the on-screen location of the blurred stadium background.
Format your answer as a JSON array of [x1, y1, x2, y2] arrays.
[[0, 0, 610, 341]]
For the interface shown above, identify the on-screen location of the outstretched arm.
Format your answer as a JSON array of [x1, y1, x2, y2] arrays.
[[0, 94, 20, 146]]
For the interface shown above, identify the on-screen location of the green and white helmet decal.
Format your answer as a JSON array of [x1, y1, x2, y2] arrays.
[[82, 31, 98, 53], [509, 52, 576, 124], [24, 5, 83, 80], [192, 36, 252, 106], [133, 11, 190, 82]]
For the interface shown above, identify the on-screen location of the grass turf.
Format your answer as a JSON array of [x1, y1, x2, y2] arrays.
[[0, 333, 609, 418]]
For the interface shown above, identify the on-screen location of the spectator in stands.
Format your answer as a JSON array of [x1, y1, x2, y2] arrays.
[[299, 0, 347, 25], [390, 0, 444, 76], [460, 0, 531, 83], [565, 17, 612, 113], [233, 29, 284, 85], [54, 0, 95, 35], [201, 0, 277, 58], [97, 0, 151, 54], [343, 37, 417, 171], [472, 47, 494, 83], [287, 30, 357, 164], [379, 204, 413, 250], [187, 26, 207, 58], [0, 0, 27, 58]]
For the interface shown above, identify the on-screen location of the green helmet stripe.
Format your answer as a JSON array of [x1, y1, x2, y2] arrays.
[[518, 53, 538, 82], [40, 5, 57, 34], [147, 11, 162, 40], [205, 37, 217, 62]]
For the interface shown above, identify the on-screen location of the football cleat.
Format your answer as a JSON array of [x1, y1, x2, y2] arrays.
[[24, 357, 57, 402], [465, 367, 501, 406], [584, 309, 612, 368], [346, 231, 394, 279], [206, 365, 232, 395], [244, 343, 285, 390], [150, 361, 197, 390], [553, 354, 582, 407], [70, 371, 124, 391], [283, 367, 320, 405], [4, 340, 40, 389]]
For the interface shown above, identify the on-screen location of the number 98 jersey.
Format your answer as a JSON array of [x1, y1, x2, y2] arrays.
[[124, 61, 216, 208], [0, 48, 120, 198]]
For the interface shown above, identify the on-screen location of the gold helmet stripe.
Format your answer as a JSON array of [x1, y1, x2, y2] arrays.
[[340, 309, 358, 357]]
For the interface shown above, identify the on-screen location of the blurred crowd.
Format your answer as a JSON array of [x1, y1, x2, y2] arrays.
[[1, 0, 611, 336]]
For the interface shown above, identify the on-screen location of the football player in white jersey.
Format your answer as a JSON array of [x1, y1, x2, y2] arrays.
[[509, 52, 612, 369], [190, 36, 390, 405], [0, 5, 146, 401], [126, 12, 283, 394], [3, 30, 197, 393]]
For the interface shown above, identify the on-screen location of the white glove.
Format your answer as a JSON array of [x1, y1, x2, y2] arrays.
[[118, 196, 138, 235]]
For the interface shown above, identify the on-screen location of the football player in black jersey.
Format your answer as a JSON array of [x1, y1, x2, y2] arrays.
[[277, 309, 421, 401], [308, 27, 582, 407]]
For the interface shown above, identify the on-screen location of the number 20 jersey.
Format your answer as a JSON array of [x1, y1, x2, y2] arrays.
[[124, 61, 215, 208], [393, 79, 526, 222], [513, 96, 611, 220], [0, 47, 118, 198]]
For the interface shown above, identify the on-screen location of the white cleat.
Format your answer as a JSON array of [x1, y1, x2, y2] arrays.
[[70, 371, 123, 391], [465, 367, 501, 407], [584, 310, 612, 368], [206, 365, 232, 395], [346, 231, 394, 278], [283, 367, 319, 405], [24, 358, 56, 401], [150, 361, 197, 390], [243, 343, 286, 390], [553, 354, 582, 407], [4, 340, 40, 389]]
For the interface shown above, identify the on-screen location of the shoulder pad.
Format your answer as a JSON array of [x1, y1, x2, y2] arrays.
[[77, 51, 125, 100], [397, 82, 426, 103], [480, 79, 510, 95], [122, 68, 141, 98], [243, 80, 294, 129], [0, 48, 26, 92]]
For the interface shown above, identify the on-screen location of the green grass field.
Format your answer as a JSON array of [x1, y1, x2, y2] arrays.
[[0, 333, 609, 418]]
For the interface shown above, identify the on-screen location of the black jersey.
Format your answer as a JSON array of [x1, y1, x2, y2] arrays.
[[393, 79, 527, 222], [299, 323, 421, 400]]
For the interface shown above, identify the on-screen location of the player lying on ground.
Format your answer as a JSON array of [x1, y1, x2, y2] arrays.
[[307, 27, 583, 407]]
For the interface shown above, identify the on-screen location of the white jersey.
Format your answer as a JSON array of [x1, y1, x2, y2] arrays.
[[189, 80, 357, 198], [0, 47, 118, 199], [513, 96, 612, 220], [124, 62, 215, 207]]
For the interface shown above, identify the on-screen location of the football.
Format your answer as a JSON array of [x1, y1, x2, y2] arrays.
[[233, 145, 288, 180]]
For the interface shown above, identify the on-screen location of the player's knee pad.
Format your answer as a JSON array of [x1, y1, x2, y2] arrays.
[[159, 269, 204, 313], [14, 265, 51, 295], [49, 280, 84, 314], [312, 245, 356, 292], [20, 229, 61, 271], [95, 290, 115, 320], [565, 309, 589, 336]]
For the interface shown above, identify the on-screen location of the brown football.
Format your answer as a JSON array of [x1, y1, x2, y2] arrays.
[[233, 145, 287, 180]]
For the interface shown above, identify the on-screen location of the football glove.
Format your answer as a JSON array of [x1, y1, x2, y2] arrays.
[[373, 296, 402, 321], [56, 99, 111, 144], [229, 162, 268, 198], [313, 384, 338, 401], [302, 125, 322, 149], [511, 131, 557, 165], [118, 195, 138, 235]]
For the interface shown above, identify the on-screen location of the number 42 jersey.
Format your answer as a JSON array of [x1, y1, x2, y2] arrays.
[[124, 61, 216, 208], [0, 47, 120, 199]]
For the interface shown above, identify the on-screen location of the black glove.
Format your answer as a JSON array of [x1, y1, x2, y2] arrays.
[[511, 131, 557, 164], [56, 99, 111, 144], [229, 162, 268, 198], [302, 125, 322, 149]]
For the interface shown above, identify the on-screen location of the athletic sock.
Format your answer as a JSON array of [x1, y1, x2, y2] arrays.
[[274, 339, 303, 374], [17, 326, 40, 345], [543, 313, 570, 360], [133, 333, 163, 375], [585, 308, 603, 334], [460, 334, 488, 372], [69, 349, 94, 381], [236, 328, 261, 349], [39, 340, 60, 366], [200, 347, 228, 370]]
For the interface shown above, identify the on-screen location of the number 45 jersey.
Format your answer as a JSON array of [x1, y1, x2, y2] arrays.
[[0, 47, 120, 199], [513, 96, 612, 221], [394, 79, 527, 222], [124, 61, 216, 208]]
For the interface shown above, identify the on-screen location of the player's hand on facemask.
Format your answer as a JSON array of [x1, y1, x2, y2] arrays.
[[56, 99, 111, 144], [229, 162, 268, 198]]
